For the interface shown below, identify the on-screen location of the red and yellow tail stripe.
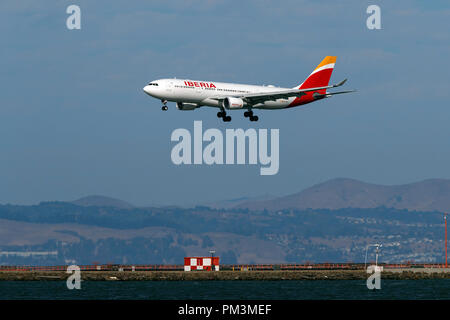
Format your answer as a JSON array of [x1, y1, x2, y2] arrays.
[[299, 56, 336, 89], [311, 56, 336, 74], [289, 56, 337, 107]]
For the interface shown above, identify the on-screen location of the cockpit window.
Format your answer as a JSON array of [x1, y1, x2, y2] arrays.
[[148, 82, 159, 86]]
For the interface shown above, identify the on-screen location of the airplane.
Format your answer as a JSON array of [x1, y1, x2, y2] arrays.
[[143, 56, 354, 122]]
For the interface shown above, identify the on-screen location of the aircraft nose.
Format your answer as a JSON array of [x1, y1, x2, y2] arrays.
[[143, 85, 153, 96]]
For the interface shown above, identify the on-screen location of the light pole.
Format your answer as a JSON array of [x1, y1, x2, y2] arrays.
[[445, 214, 448, 268], [375, 244, 382, 267], [365, 243, 382, 269]]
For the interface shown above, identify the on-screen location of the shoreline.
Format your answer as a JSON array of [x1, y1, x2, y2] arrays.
[[1, 269, 449, 281]]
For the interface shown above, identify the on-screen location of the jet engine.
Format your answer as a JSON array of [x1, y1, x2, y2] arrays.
[[223, 97, 245, 109], [176, 102, 198, 110]]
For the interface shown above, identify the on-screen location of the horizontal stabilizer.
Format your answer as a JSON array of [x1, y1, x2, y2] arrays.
[[325, 89, 356, 97]]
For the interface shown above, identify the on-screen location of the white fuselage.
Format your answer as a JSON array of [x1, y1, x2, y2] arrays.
[[143, 78, 298, 110]]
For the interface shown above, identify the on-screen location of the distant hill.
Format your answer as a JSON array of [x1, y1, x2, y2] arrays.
[[1, 179, 450, 265], [71, 195, 134, 209], [235, 178, 450, 212], [0, 201, 445, 264], [205, 194, 276, 209]]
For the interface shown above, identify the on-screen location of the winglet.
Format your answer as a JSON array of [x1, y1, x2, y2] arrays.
[[334, 78, 347, 87]]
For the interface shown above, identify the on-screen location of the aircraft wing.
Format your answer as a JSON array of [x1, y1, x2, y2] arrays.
[[213, 79, 350, 105]]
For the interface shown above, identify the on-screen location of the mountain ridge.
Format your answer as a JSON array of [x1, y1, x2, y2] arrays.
[[235, 178, 450, 212], [71, 195, 134, 209]]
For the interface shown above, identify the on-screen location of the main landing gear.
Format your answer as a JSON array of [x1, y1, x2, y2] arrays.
[[217, 110, 231, 122], [244, 110, 258, 122], [161, 100, 168, 111], [217, 109, 259, 122]]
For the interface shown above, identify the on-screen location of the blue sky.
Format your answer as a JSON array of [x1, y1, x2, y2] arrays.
[[1, 0, 450, 206]]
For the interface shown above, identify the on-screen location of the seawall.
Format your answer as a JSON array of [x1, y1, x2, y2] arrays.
[[1, 269, 450, 281]]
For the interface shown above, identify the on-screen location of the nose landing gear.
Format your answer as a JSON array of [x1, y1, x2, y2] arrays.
[[161, 100, 168, 111]]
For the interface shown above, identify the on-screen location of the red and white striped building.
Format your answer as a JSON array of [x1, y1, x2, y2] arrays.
[[184, 257, 220, 271]]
